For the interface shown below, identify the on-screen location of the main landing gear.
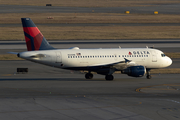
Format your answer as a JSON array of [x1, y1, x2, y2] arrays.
[[105, 75, 114, 81], [146, 69, 151, 79], [85, 73, 93, 79], [85, 73, 114, 81]]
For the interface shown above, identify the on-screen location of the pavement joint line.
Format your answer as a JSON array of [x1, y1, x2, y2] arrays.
[[135, 83, 180, 93], [0, 104, 143, 114]]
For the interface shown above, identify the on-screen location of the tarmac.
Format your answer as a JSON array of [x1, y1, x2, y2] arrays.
[[0, 40, 180, 119], [0, 60, 180, 120], [1, 4, 180, 14], [1, 3, 180, 120]]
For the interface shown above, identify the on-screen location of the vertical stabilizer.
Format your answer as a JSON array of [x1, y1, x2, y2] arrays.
[[21, 18, 54, 51]]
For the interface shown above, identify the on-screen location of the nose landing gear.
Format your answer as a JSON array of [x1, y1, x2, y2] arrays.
[[146, 69, 151, 79]]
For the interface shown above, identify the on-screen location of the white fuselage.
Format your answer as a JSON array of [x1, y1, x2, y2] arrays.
[[18, 48, 172, 71]]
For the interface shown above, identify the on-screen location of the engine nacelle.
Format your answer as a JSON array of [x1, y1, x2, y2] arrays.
[[121, 66, 146, 77]]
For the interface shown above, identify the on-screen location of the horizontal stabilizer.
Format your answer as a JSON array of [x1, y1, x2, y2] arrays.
[[8, 52, 18, 55]]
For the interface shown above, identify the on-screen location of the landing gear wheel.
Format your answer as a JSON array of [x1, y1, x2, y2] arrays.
[[85, 73, 93, 79], [146, 75, 151, 79], [146, 69, 151, 79], [105, 75, 114, 81]]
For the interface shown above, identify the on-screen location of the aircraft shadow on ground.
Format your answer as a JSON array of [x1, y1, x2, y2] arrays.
[[0, 78, 105, 81]]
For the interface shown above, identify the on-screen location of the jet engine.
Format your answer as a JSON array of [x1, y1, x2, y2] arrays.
[[121, 66, 146, 77]]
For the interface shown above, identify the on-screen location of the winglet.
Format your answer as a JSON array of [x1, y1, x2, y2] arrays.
[[21, 18, 54, 51], [124, 58, 131, 63]]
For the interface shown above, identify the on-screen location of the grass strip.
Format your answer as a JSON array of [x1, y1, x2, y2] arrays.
[[165, 53, 180, 58], [1, 26, 180, 40], [0, 54, 22, 60], [151, 68, 180, 74], [1, 13, 180, 24]]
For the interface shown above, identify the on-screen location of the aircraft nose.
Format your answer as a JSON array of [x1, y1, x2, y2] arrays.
[[167, 57, 172, 66]]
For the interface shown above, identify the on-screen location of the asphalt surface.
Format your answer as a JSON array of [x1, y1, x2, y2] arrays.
[[0, 40, 180, 51], [1, 4, 180, 14], [1, 3, 180, 119], [0, 60, 180, 120], [0, 41, 179, 119]]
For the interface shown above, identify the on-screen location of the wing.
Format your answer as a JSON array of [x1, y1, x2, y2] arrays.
[[88, 58, 138, 70]]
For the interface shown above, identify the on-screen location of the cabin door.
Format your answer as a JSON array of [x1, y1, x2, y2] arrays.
[[151, 51, 157, 62], [56, 52, 62, 63]]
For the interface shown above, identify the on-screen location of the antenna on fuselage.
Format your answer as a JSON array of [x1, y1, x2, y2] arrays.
[[150, 45, 154, 48]]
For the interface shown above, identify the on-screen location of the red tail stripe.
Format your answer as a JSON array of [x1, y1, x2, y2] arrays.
[[34, 33, 43, 50], [23, 27, 42, 37]]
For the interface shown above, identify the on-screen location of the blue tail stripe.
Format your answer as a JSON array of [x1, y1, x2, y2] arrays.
[[39, 37, 55, 50], [24, 32, 35, 51]]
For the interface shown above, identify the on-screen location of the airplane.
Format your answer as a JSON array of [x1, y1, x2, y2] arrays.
[[14, 18, 172, 80]]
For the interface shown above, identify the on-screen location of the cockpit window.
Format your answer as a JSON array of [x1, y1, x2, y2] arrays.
[[161, 53, 166, 57]]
